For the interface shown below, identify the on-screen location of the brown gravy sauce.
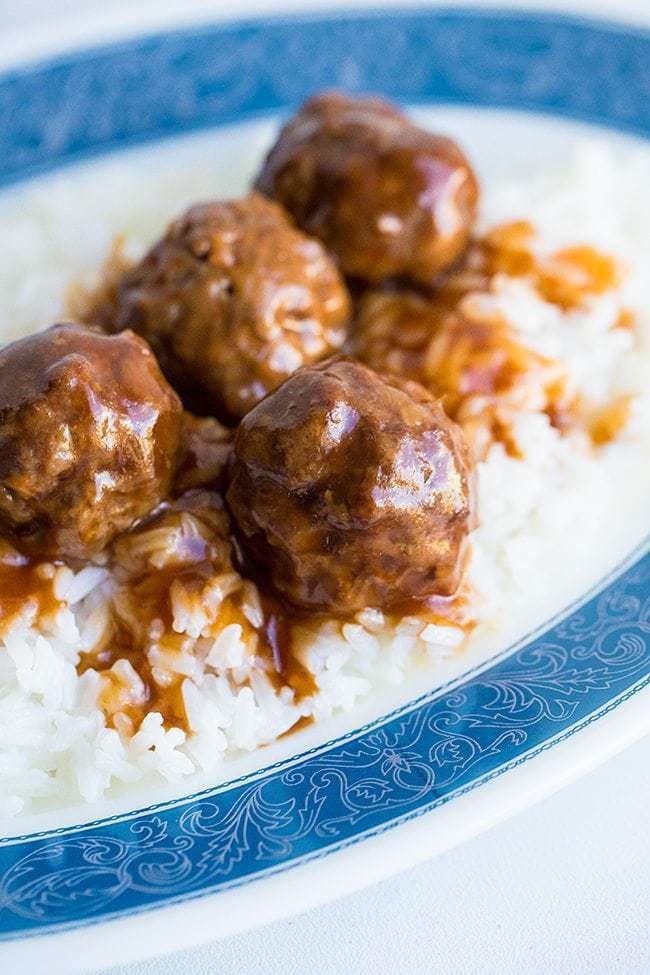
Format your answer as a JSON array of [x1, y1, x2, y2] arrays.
[[382, 572, 476, 655], [2, 226, 632, 740], [77, 563, 215, 736], [477, 221, 621, 309], [279, 714, 315, 739], [589, 394, 633, 447], [392, 221, 631, 456], [256, 592, 319, 700], [0, 543, 61, 634], [70, 496, 324, 737], [74, 532, 473, 739]]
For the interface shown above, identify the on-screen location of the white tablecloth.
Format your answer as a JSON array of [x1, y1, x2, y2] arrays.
[[4, 2, 649, 971]]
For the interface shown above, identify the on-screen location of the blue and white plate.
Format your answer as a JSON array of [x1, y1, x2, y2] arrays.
[[1, 4, 649, 971]]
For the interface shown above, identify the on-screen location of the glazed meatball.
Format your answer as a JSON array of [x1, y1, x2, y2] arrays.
[[96, 192, 349, 421], [227, 358, 474, 615], [255, 92, 479, 286], [173, 413, 232, 495], [0, 323, 183, 560]]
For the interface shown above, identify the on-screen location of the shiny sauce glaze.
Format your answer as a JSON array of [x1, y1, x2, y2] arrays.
[[255, 593, 319, 700], [385, 599, 474, 640], [0, 542, 61, 634], [0, 229, 630, 739], [353, 221, 633, 457], [79, 498, 472, 738], [77, 563, 216, 736], [76, 493, 319, 737]]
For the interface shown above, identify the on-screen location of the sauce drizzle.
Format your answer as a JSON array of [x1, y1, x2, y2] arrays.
[[0, 543, 61, 634], [77, 495, 319, 735], [354, 220, 631, 459]]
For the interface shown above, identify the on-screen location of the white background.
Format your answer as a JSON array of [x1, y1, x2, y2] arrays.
[[4, 1, 650, 972]]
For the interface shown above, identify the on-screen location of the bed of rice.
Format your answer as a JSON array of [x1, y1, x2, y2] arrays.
[[0, 136, 649, 818]]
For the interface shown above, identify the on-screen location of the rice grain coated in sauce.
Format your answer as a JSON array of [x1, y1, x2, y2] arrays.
[[0, 92, 645, 815], [352, 221, 628, 456]]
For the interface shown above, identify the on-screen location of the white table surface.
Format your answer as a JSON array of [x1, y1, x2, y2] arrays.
[[104, 738, 650, 975], [4, 1, 650, 972]]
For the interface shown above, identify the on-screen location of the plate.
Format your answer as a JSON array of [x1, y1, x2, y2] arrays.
[[1, 4, 649, 971]]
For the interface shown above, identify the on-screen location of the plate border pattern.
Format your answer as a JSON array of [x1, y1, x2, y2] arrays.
[[0, 5, 649, 940]]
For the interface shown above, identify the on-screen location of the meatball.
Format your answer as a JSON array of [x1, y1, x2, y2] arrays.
[[255, 92, 479, 286], [95, 192, 349, 421], [227, 358, 474, 615], [0, 323, 182, 560], [173, 413, 232, 495]]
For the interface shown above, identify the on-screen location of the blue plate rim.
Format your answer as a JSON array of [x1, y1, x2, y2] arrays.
[[2, 4, 650, 190], [1, 3, 649, 941], [1, 535, 647, 849]]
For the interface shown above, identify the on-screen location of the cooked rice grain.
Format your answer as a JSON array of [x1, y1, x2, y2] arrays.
[[1, 140, 650, 815]]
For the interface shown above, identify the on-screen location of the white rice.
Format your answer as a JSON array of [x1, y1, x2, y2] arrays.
[[0, 135, 649, 817]]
